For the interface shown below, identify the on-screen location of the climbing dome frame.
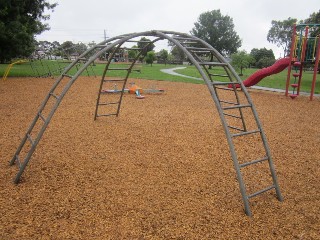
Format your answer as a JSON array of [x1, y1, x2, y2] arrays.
[[9, 30, 282, 216]]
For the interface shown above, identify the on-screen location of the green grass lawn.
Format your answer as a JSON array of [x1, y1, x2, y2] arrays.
[[1, 60, 319, 93], [175, 65, 320, 94], [0, 60, 200, 83]]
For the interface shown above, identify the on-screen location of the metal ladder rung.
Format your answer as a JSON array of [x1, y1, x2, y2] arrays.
[[62, 74, 73, 78], [120, 47, 142, 50], [232, 129, 260, 137], [248, 185, 275, 199], [173, 36, 197, 41], [96, 113, 117, 117], [126, 40, 152, 43], [223, 113, 242, 119], [209, 73, 229, 77], [239, 156, 269, 168], [214, 86, 234, 91], [103, 79, 126, 82], [220, 100, 239, 105], [50, 93, 60, 99], [222, 104, 251, 110], [191, 51, 213, 54], [38, 113, 46, 122], [212, 82, 237, 86], [27, 134, 35, 146], [199, 62, 227, 66], [98, 102, 120, 106], [228, 125, 244, 132], [95, 45, 107, 48], [186, 47, 212, 51], [181, 41, 199, 44]]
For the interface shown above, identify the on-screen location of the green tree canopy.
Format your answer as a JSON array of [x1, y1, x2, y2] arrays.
[[74, 42, 87, 55], [304, 10, 320, 37], [145, 51, 156, 66], [250, 47, 275, 68], [158, 49, 169, 63], [60, 41, 75, 58], [137, 37, 155, 61], [128, 45, 138, 60], [137, 37, 155, 53], [231, 50, 254, 76], [267, 17, 297, 57], [0, 0, 57, 63], [191, 9, 242, 56], [51, 41, 61, 56], [170, 46, 185, 61], [256, 57, 276, 69]]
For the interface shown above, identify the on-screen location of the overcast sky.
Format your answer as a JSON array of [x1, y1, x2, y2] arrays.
[[37, 0, 320, 58]]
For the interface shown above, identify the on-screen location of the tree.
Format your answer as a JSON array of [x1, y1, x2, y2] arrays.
[[170, 46, 185, 62], [191, 9, 242, 56], [60, 41, 75, 59], [250, 48, 275, 68], [51, 41, 62, 57], [231, 50, 254, 76], [0, 0, 57, 63], [158, 49, 169, 64], [145, 51, 156, 66], [37, 40, 53, 55], [304, 10, 320, 37], [74, 42, 87, 55], [137, 37, 155, 61], [267, 17, 297, 57], [128, 45, 138, 61], [256, 57, 276, 69]]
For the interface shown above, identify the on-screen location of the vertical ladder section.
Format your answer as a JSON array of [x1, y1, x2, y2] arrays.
[[95, 76, 128, 119], [211, 67, 283, 216], [94, 46, 143, 120], [289, 61, 302, 99], [173, 35, 283, 216], [9, 73, 74, 183], [9, 52, 98, 183]]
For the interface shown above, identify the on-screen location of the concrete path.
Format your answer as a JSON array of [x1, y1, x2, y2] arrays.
[[160, 67, 202, 80], [160, 66, 319, 97]]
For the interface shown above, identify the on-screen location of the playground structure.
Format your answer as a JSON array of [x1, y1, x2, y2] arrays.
[[8, 30, 282, 216], [285, 23, 320, 100], [29, 57, 96, 78], [2, 59, 28, 81], [29, 58, 65, 77], [1, 56, 96, 80]]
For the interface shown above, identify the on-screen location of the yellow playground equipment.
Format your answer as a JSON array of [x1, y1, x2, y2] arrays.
[[1, 59, 28, 81]]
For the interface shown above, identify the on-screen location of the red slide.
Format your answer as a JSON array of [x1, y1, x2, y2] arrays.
[[240, 57, 291, 87]]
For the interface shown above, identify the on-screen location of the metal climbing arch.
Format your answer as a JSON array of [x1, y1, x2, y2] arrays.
[[9, 30, 282, 216]]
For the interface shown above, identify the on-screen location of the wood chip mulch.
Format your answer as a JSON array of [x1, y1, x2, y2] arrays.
[[0, 77, 319, 239]]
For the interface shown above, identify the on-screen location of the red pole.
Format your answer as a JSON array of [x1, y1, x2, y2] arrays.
[[285, 24, 297, 97], [297, 26, 309, 95], [310, 36, 320, 100]]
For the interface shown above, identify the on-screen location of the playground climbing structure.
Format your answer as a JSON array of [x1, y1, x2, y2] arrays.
[[285, 24, 320, 100], [1, 59, 28, 81], [8, 30, 282, 216]]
